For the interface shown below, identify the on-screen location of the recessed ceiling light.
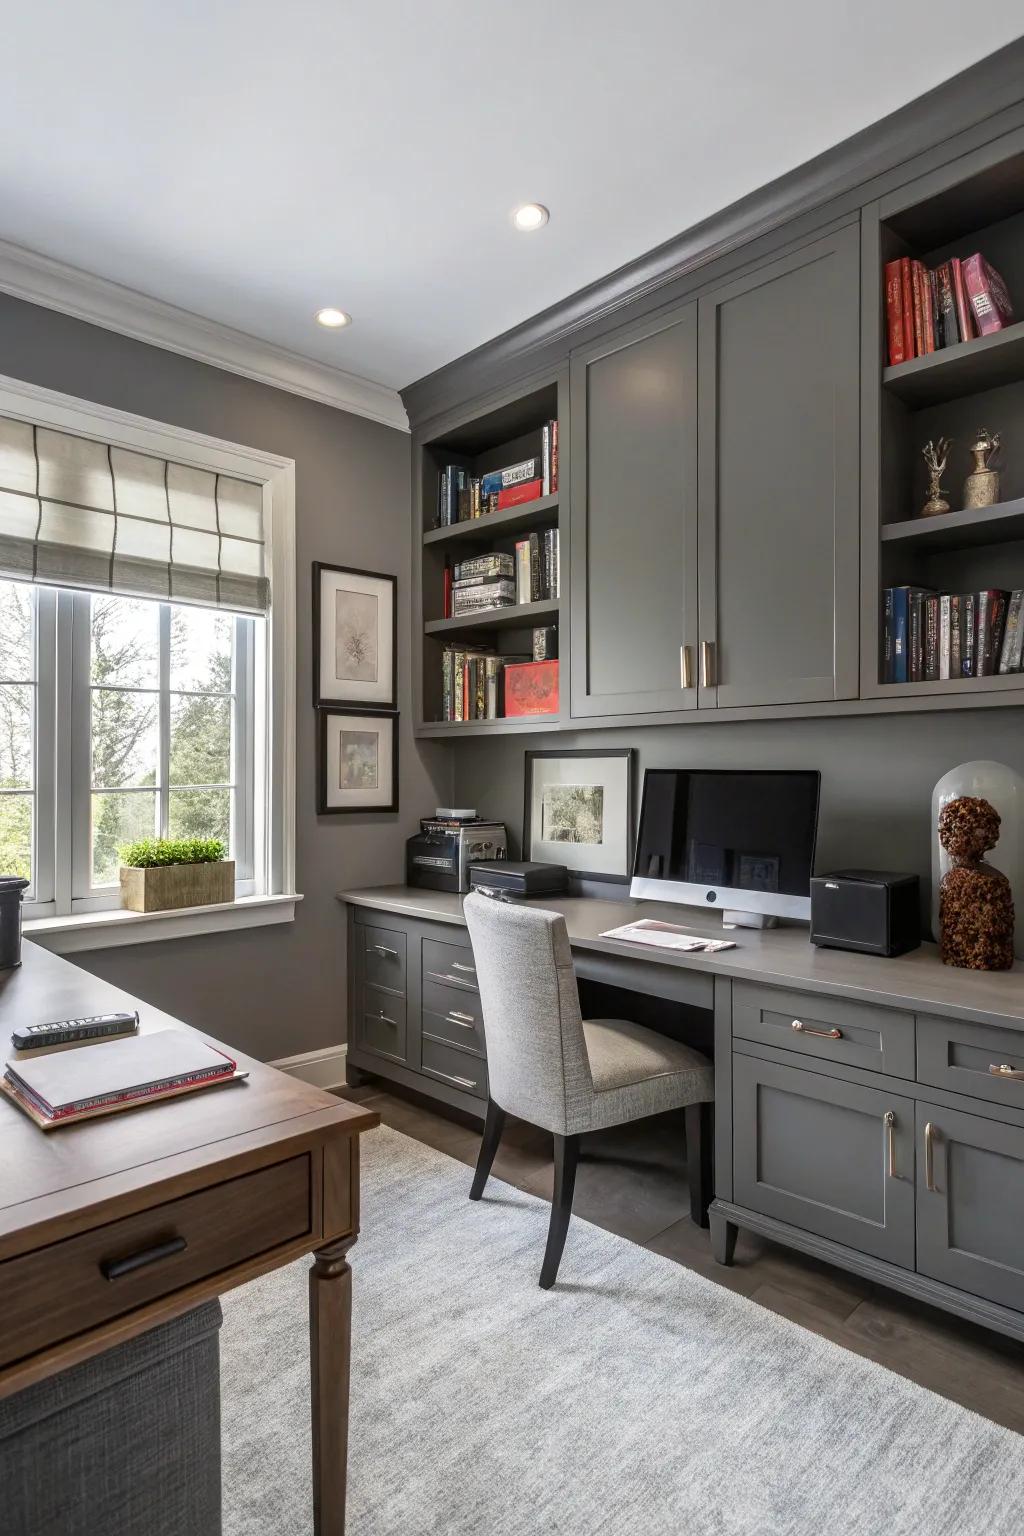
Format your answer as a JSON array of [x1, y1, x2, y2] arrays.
[[315, 307, 351, 329], [512, 203, 549, 232]]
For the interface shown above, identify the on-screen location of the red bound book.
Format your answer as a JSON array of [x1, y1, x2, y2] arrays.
[[443, 566, 452, 619], [900, 259, 914, 359], [910, 262, 925, 357], [962, 254, 1014, 335], [951, 258, 976, 343], [497, 478, 543, 510], [884, 260, 905, 365], [504, 659, 558, 718]]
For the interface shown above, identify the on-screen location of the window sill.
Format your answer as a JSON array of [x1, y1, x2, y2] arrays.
[[25, 894, 302, 955]]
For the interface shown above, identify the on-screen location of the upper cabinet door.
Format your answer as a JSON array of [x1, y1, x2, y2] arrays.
[[570, 304, 699, 718], [697, 226, 861, 709]]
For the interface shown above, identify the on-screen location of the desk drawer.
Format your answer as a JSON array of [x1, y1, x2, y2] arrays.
[[0, 1156, 312, 1369], [356, 994, 407, 1063], [421, 1036, 487, 1098], [422, 936, 478, 992], [733, 982, 915, 1079], [360, 923, 407, 995], [918, 1014, 1024, 1112], [423, 1006, 486, 1057]]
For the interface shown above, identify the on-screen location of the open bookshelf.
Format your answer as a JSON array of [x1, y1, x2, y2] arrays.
[[414, 373, 567, 732], [868, 137, 1024, 696]]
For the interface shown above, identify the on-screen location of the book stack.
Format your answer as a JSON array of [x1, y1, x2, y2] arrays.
[[440, 649, 526, 721], [515, 529, 559, 605], [449, 552, 517, 618], [884, 254, 1013, 366], [434, 421, 558, 527], [883, 586, 1024, 683]]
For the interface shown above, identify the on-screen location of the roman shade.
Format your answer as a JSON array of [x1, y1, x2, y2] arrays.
[[0, 415, 270, 614]]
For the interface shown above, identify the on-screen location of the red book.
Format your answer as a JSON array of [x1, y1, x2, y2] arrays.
[[497, 478, 542, 510], [884, 260, 905, 365], [899, 258, 914, 359], [551, 421, 559, 494], [443, 566, 452, 619], [910, 261, 926, 357], [962, 254, 1014, 335], [951, 257, 976, 342], [503, 659, 559, 718]]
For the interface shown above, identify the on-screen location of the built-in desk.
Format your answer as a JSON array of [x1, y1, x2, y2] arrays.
[[341, 884, 1024, 1344]]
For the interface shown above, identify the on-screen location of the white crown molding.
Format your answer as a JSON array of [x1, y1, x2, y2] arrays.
[[0, 237, 409, 433]]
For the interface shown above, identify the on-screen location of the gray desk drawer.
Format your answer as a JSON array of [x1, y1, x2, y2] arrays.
[[918, 1014, 1024, 1112], [357, 995, 407, 1063], [360, 923, 407, 995], [421, 1036, 487, 1098], [423, 936, 478, 992], [423, 1007, 486, 1057], [422, 975, 486, 1057], [733, 981, 915, 1079]]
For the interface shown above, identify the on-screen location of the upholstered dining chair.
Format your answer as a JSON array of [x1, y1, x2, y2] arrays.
[[462, 891, 715, 1289]]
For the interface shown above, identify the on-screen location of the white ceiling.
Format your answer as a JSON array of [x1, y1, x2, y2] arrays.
[[1, 3, 1022, 394]]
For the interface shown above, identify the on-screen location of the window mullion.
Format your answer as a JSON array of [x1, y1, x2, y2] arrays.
[[28, 588, 57, 913], [158, 603, 171, 837]]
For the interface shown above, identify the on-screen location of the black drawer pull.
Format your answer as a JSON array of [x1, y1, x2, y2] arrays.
[[101, 1235, 187, 1281], [374, 1009, 397, 1026]]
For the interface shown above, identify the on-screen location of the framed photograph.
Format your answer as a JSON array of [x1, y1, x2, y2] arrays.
[[317, 709, 398, 815], [524, 749, 635, 882], [313, 562, 397, 710]]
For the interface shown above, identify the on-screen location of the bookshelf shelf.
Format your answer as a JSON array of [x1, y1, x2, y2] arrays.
[[424, 598, 559, 637], [417, 714, 560, 738], [423, 494, 558, 547], [881, 497, 1024, 553], [882, 319, 1024, 407]]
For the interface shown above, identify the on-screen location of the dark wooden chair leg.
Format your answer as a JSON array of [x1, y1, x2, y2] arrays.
[[469, 1098, 506, 1200], [539, 1133, 580, 1289], [685, 1100, 715, 1228], [710, 1206, 739, 1266]]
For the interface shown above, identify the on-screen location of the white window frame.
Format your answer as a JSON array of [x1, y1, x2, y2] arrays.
[[0, 372, 298, 952]]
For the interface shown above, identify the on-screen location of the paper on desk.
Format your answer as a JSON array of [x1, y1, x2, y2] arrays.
[[599, 919, 737, 953]]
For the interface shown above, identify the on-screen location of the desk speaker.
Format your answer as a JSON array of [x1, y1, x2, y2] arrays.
[[810, 869, 921, 957]]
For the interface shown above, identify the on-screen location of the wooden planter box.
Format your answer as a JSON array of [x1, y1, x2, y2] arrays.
[[120, 860, 235, 914]]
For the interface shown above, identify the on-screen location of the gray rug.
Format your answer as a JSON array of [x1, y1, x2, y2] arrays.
[[221, 1125, 1024, 1535]]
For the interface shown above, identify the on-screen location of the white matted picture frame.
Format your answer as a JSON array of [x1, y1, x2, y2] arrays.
[[313, 562, 397, 710], [523, 748, 635, 882], [318, 709, 398, 815]]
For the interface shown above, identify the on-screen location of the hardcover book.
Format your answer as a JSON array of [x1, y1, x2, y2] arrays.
[[900, 259, 914, 360], [951, 257, 976, 343], [454, 552, 515, 581], [962, 254, 1014, 335], [884, 260, 905, 366], [504, 659, 559, 717], [497, 478, 543, 510], [481, 458, 542, 497]]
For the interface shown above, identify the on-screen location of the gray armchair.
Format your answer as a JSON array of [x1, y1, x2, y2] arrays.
[[463, 892, 714, 1288]]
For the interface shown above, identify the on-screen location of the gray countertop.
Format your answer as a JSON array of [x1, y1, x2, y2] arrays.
[[339, 885, 1024, 1032]]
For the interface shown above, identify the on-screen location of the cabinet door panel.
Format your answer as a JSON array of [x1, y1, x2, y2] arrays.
[[733, 1052, 915, 1267], [698, 226, 860, 708], [570, 304, 698, 717], [916, 1101, 1024, 1311]]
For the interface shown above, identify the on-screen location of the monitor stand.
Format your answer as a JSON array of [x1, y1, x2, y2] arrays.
[[722, 911, 778, 930]]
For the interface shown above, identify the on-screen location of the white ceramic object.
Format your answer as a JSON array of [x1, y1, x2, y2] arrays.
[[931, 760, 1024, 958]]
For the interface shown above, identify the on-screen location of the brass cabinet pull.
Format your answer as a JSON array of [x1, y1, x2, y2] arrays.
[[446, 1011, 475, 1027], [884, 1110, 897, 1179], [701, 640, 716, 688], [791, 1020, 842, 1041], [680, 645, 694, 689], [990, 1063, 1024, 1079], [371, 944, 398, 959], [924, 1121, 937, 1193], [451, 961, 476, 974]]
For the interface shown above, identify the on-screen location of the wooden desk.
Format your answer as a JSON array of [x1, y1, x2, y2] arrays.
[[0, 941, 378, 1536]]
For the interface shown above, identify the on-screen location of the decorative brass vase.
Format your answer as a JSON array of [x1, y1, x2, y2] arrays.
[[920, 437, 952, 518], [963, 428, 1001, 510]]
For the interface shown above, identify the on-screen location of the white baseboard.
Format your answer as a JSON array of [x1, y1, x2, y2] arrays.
[[270, 1043, 348, 1090]]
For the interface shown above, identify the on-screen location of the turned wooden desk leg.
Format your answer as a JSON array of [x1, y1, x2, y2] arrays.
[[310, 1235, 357, 1536]]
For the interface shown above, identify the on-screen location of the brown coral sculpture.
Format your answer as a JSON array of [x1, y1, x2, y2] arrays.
[[938, 796, 1015, 971]]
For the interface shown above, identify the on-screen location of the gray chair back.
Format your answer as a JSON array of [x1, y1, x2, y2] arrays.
[[463, 892, 594, 1136]]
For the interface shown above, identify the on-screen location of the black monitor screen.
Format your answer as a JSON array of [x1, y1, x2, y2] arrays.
[[632, 770, 820, 897]]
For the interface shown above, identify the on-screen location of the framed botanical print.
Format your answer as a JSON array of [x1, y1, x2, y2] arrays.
[[318, 709, 398, 814], [523, 749, 635, 882], [313, 562, 396, 710]]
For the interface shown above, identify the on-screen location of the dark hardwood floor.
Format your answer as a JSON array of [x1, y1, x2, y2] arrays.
[[341, 1077, 1024, 1435]]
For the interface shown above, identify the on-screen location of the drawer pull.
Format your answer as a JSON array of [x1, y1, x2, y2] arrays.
[[447, 1011, 475, 1027], [990, 1063, 1024, 1080], [427, 970, 474, 989], [371, 944, 399, 959], [375, 1009, 396, 1026], [431, 1068, 477, 1090], [101, 1235, 187, 1282], [680, 645, 694, 689], [701, 639, 715, 688], [791, 1020, 842, 1041], [451, 961, 476, 975], [924, 1121, 938, 1193], [884, 1110, 897, 1179]]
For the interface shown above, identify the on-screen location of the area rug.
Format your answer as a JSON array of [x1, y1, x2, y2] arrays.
[[220, 1125, 1024, 1535]]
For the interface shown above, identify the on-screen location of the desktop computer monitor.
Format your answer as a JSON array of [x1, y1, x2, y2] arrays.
[[630, 769, 820, 923]]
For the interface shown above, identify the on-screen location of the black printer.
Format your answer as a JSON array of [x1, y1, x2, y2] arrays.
[[406, 818, 507, 893]]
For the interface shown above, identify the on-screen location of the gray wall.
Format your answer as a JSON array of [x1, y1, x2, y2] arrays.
[[0, 292, 450, 1063], [451, 711, 1024, 930]]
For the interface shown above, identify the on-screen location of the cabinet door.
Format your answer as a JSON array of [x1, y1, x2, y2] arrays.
[[570, 303, 698, 717], [733, 1053, 915, 1266], [697, 226, 860, 708], [916, 1101, 1024, 1311]]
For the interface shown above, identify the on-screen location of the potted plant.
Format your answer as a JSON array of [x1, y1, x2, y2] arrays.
[[119, 837, 234, 914]]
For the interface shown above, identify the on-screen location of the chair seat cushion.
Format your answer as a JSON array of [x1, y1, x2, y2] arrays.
[[583, 1018, 713, 1130]]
